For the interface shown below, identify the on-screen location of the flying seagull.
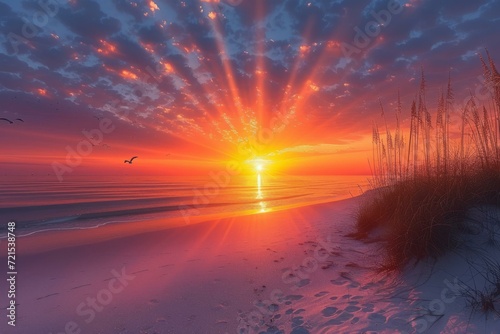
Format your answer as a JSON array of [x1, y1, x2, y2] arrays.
[[124, 156, 138, 164], [0, 118, 13, 124], [15, 118, 24, 122]]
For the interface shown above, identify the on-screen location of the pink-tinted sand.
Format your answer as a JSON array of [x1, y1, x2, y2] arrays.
[[1, 195, 498, 334]]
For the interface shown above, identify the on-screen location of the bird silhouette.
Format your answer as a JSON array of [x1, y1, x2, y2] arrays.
[[15, 118, 24, 122], [0, 118, 13, 124], [124, 156, 138, 164]]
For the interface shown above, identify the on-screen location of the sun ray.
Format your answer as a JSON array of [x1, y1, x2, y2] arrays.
[[204, 7, 245, 123], [255, 1, 266, 127]]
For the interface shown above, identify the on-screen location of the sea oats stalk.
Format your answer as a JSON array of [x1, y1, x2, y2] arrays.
[[355, 51, 500, 271]]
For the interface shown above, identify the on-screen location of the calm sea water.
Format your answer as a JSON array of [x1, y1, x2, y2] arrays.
[[0, 175, 370, 236]]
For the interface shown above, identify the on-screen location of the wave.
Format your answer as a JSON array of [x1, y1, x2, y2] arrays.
[[0, 193, 311, 232]]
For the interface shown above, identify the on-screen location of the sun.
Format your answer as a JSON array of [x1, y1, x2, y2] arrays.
[[247, 158, 269, 173], [245, 157, 271, 174]]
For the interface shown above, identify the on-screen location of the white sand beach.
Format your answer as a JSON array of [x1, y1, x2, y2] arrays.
[[1, 194, 499, 334]]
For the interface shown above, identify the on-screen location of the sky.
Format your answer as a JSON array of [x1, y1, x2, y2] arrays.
[[0, 0, 499, 177]]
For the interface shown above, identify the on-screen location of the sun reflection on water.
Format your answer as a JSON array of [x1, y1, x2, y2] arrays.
[[257, 173, 262, 199], [256, 173, 268, 213]]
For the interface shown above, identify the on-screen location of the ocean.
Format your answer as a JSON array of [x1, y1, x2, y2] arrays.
[[0, 174, 370, 236]]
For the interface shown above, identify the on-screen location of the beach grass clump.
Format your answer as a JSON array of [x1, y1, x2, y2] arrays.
[[460, 257, 500, 317], [355, 50, 500, 271]]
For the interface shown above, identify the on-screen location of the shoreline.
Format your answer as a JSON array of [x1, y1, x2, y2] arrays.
[[2, 193, 363, 255], [0, 194, 367, 334], [1, 190, 498, 333]]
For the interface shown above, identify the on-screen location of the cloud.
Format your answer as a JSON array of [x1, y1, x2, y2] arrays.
[[58, 1, 121, 41], [0, 0, 499, 169]]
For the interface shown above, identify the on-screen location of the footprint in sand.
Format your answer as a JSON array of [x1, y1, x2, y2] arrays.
[[290, 327, 310, 334], [70, 283, 91, 290], [321, 307, 338, 317], [284, 294, 304, 306], [286, 295, 304, 301], [321, 261, 335, 270], [323, 311, 354, 326], [131, 269, 149, 275], [329, 250, 342, 257], [386, 315, 411, 329], [321, 300, 366, 327], [254, 300, 279, 313], [314, 291, 329, 298], [212, 302, 228, 311], [296, 279, 310, 288], [331, 272, 360, 288], [36, 292, 59, 300], [360, 282, 378, 290], [361, 303, 375, 313], [340, 272, 352, 280], [345, 262, 361, 268], [330, 277, 348, 286], [291, 316, 305, 327], [344, 305, 361, 312], [367, 312, 387, 324], [253, 285, 267, 295], [269, 304, 279, 312]]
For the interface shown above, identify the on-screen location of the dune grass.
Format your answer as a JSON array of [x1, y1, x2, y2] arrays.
[[354, 50, 500, 271], [460, 256, 500, 318]]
